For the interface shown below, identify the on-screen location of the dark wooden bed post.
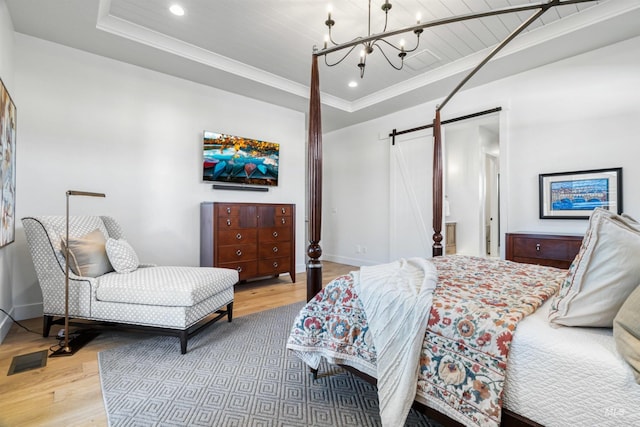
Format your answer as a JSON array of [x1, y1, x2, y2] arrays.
[[307, 55, 323, 302], [432, 109, 443, 257]]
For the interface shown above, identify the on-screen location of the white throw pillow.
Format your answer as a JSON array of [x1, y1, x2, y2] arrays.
[[105, 238, 139, 274], [549, 208, 640, 327]]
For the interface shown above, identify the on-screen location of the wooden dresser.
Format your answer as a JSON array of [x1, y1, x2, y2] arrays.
[[505, 232, 583, 269], [200, 202, 296, 282]]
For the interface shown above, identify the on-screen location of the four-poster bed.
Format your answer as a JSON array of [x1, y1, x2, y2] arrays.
[[293, 1, 640, 427]]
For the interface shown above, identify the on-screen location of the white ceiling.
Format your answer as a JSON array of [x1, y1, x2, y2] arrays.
[[7, 0, 640, 131]]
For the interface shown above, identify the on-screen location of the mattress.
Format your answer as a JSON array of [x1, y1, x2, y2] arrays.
[[503, 300, 640, 426]]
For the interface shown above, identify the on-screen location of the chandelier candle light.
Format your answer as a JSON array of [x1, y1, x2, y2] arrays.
[[321, 1, 423, 78]]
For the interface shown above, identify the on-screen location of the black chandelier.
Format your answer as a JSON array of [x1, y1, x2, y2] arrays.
[[319, 1, 423, 78]]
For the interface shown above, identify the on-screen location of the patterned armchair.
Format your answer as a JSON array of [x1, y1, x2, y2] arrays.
[[21, 216, 238, 354]]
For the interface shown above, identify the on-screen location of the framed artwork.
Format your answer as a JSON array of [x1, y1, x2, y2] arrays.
[[0, 78, 17, 248], [539, 168, 622, 219]]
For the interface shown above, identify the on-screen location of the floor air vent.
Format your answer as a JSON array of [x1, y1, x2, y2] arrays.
[[7, 350, 48, 376]]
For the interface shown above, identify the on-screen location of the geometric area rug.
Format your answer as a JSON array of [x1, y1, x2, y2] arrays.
[[98, 302, 441, 427]]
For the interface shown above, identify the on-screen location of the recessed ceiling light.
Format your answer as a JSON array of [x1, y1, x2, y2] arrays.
[[348, 81, 358, 88], [169, 4, 185, 16]]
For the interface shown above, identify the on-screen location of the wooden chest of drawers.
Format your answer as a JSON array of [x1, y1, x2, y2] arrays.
[[200, 202, 296, 282], [505, 232, 583, 269]]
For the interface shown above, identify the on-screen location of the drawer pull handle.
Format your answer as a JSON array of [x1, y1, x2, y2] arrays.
[[236, 233, 242, 240], [227, 207, 231, 214], [226, 219, 232, 226], [273, 261, 279, 268], [236, 266, 243, 273], [281, 218, 286, 224], [281, 208, 286, 214], [236, 250, 242, 256], [273, 231, 279, 238], [273, 246, 279, 253], [536, 243, 541, 252]]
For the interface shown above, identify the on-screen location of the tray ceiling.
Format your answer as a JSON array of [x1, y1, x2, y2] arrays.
[[7, 0, 640, 130]]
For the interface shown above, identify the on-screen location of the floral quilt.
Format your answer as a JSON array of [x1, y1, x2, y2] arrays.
[[287, 256, 565, 427]]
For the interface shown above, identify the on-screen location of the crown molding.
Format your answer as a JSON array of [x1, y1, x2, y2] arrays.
[[96, 0, 638, 115]]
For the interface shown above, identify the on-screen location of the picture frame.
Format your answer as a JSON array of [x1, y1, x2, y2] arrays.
[[539, 168, 622, 219], [0, 78, 17, 248]]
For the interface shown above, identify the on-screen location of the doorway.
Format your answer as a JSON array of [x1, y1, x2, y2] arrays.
[[444, 114, 500, 257]]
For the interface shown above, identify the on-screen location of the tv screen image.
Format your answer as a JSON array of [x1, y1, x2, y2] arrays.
[[203, 131, 279, 187]]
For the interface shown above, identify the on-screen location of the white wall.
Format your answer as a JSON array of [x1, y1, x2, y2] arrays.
[[10, 34, 306, 323], [0, 0, 15, 342], [323, 35, 640, 266]]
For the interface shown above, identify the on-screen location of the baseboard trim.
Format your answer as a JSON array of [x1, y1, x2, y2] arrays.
[[13, 302, 43, 321], [0, 307, 15, 344], [321, 254, 378, 267]]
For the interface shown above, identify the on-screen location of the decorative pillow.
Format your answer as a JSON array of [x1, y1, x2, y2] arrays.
[[105, 238, 139, 273], [61, 229, 113, 277], [613, 284, 640, 383], [548, 208, 640, 327]]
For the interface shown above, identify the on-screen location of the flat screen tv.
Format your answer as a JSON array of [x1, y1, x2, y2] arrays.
[[203, 131, 279, 187]]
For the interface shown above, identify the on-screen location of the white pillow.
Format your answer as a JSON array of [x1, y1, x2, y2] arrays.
[[105, 238, 139, 274], [548, 208, 640, 327]]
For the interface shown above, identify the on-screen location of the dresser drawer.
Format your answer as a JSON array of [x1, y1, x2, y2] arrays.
[[506, 233, 582, 269], [217, 229, 258, 246], [216, 204, 242, 216], [258, 227, 291, 243], [259, 241, 291, 259], [217, 244, 258, 263], [218, 260, 258, 281], [258, 256, 291, 276], [273, 205, 293, 216]]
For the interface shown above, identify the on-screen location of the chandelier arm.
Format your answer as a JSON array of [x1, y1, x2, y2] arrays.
[[404, 32, 421, 54], [372, 41, 404, 71], [324, 44, 360, 67], [315, 0, 597, 58], [376, 38, 403, 52], [328, 27, 338, 46]]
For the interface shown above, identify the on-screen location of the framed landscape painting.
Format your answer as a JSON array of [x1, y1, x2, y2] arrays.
[[539, 168, 622, 219], [0, 78, 17, 248]]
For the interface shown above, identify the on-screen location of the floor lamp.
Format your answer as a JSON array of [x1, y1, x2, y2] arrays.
[[50, 190, 106, 357]]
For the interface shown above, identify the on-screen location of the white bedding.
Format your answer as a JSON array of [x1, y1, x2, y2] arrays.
[[357, 258, 437, 427], [503, 300, 640, 426]]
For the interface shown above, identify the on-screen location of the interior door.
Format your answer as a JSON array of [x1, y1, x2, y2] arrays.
[[389, 131, 434, 260]]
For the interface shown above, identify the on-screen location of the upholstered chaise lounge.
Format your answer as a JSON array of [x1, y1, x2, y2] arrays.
[[22, 215, 238, 354]]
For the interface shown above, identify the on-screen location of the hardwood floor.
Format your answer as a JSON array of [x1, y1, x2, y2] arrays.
[[0, 261, 356, 427]]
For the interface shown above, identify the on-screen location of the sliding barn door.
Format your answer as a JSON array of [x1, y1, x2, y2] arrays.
[[389, 131, 434, 260]]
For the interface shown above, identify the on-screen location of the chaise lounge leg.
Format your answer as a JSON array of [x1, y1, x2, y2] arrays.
[[43, 315, 53, 337], [227, 302, 233, 322], [310, 367, 318, 381], [179, 330, 188, 354]]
